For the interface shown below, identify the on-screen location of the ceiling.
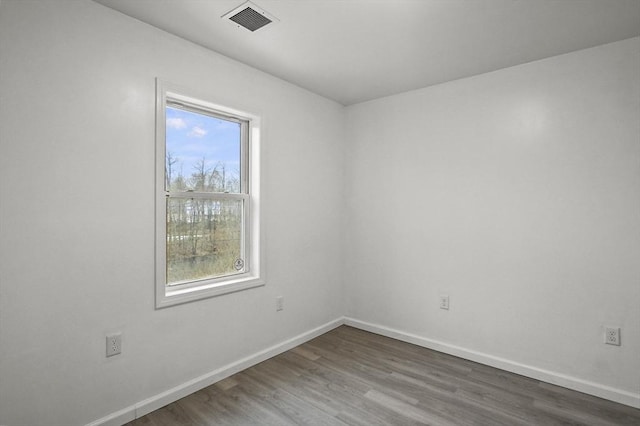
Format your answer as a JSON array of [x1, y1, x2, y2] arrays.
[[94, 0, 640, 106]]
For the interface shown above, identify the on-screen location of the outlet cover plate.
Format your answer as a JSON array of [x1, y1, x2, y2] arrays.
[[604, 326, 621, 346], [106, 333, 122, 357], [439, 295, 450, 310]]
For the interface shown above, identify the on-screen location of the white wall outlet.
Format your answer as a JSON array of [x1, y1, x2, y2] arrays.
[[106, 333, 122, 357], [276, 296, 284, 311], [439, 295, 450, 310], [604, 326, 621, 346]]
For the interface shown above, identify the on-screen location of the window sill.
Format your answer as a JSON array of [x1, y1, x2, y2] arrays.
[[156, 275, 265, 309]]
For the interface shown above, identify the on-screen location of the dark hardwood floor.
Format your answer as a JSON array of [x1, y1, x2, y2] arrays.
[[126, 326, 640, 425]]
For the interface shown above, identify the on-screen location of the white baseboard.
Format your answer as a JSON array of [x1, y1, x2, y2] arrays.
[[344, 317, 640, 409], [87, 315, 639, 426], [86, 318, 344, 426]]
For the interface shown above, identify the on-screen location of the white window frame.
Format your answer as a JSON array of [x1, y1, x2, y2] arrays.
[[155, 79, 264, 308]]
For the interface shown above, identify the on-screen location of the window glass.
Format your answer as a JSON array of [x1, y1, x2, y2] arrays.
[[166, 106, 242, 194], [166, 198, 244, 285]]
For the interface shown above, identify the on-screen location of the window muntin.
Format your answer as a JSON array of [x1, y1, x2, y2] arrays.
[[156, 80, 263, 308]]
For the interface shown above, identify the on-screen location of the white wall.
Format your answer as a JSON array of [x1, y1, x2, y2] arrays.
[[1, 1, 638, 424], [345, 37, 640, 402], [0, 1, 345, 425]]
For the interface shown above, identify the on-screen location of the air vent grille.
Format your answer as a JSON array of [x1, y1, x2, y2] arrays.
[[222, 2, 278, 32], [230, 7, 272, 31]]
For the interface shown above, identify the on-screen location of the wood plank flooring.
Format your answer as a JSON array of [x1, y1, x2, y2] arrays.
[[126, 326, 640, 425]]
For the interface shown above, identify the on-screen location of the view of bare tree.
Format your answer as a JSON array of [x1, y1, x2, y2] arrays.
[[166, 154, 243, 284]]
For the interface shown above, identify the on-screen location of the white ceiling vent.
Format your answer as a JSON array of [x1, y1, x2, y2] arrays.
[[222, 1, 278, 32]]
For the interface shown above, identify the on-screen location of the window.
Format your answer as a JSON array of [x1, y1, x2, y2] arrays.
[[155, 80, 263, 308]]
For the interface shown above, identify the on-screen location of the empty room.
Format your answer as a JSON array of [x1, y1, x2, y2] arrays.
[[0, 0, 639, 425]]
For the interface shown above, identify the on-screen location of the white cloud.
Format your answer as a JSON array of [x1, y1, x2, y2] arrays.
[[188, 126, 207, 138], [166, 117, 187, 129]]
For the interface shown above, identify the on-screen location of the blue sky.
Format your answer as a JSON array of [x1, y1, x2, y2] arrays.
[[165, 106, 240, 184]]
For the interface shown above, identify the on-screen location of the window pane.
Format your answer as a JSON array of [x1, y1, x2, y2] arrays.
[[166, 106, 241, 193], [166, 198, 244, 285]]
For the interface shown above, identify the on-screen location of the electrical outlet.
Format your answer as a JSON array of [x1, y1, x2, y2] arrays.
[[604, 327, 621, 346], [106, 333, 122, 357], [276, 296, 284, 311], [439, 295, 450, 310]]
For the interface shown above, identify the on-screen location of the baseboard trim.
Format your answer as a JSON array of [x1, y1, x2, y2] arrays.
[[86, 317, 344, 426], [343, 317, 640, 409], [87, 315, 639, 425]]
